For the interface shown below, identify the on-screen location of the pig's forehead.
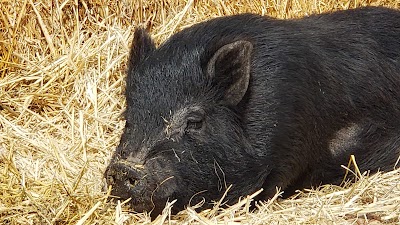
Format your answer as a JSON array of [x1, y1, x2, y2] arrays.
[[126, 45, 213, 122], [142, 47, 204, 80], [125, 87, 206, 138], [131, 50, 208, 99], [127, 70, 208, 123], [133, 64, 205, 99]]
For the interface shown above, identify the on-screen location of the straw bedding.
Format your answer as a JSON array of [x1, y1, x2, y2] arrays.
[[1, 0, 400, 224]]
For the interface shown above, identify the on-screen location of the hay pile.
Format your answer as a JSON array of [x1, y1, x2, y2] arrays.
[[1, 0, 400, 224]]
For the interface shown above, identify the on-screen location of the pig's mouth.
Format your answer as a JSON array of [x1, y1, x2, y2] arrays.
[[104, 160, 180, 216]]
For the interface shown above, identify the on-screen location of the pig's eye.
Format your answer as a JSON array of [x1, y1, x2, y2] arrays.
[[185, 117, 203, 131]]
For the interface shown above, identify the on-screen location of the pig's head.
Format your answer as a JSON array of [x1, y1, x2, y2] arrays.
[[105, 28, 269, 217]]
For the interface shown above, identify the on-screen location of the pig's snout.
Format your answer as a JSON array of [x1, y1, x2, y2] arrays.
[[105, 161, 143, 191]]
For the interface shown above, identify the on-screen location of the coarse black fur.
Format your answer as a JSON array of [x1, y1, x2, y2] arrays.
[[105, 6, 400, 218]]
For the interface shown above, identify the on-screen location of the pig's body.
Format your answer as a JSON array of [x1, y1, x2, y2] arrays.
[[105, 7, 400, 217]]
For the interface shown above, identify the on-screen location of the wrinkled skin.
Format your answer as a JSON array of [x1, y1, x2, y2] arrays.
[[105, 7, 400, 218]]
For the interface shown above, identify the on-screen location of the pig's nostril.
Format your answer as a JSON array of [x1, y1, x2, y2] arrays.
[[106, 174, 115, 185], [126, 177, 138, 188]]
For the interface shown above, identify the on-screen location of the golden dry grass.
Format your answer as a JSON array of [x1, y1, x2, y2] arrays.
[[1, 0, 400, 224]]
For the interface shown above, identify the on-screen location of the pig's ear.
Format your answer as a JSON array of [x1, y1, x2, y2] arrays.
[[207, 40, 253, 106], [128, 28, 156, 68]]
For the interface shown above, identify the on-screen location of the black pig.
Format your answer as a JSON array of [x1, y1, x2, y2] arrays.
[[105, 7, 400, 217]]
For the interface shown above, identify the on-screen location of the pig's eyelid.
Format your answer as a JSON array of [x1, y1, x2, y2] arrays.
[[185, 115, 204, 131]]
